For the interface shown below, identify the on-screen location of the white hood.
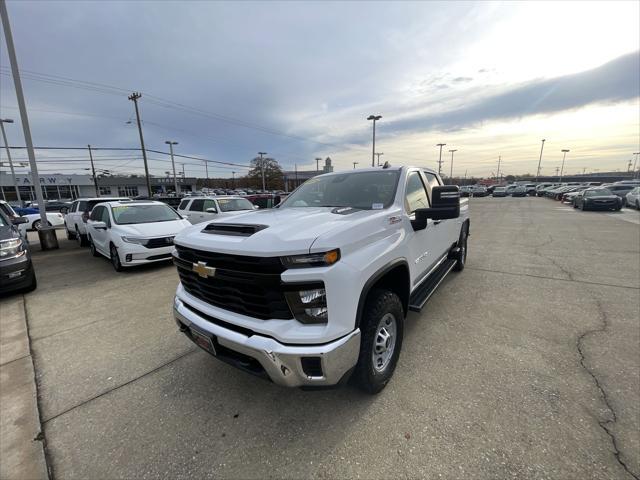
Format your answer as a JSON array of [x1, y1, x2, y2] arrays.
[[113, 219, 190, 237], [174, 207, 385, 256]]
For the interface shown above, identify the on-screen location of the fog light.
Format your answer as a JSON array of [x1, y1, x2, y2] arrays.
[[125, 254, 132, 262]]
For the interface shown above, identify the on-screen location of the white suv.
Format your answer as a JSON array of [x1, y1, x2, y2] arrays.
[[86, 200, 190, 271], [64, 197, 129, 246], [177, 196, 255, 225]]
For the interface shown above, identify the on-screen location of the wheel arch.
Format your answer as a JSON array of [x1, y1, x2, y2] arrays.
[[355, 259, 410, 327]]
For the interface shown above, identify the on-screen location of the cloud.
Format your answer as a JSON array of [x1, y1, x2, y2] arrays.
[[452, 76, 473, 83], [386, 51, 639, 134]]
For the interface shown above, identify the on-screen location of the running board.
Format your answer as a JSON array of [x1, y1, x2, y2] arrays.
[[408, 259, 457, 312]]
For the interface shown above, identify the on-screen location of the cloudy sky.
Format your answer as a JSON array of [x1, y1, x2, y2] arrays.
[[1, 0, 639, 179]]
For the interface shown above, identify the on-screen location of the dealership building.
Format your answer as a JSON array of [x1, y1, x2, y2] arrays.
[[0, 172, 198, 202]]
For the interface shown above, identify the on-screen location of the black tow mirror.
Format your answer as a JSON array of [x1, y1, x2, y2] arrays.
[[12, 216, 29, 225], [411, 186, 461, 231]]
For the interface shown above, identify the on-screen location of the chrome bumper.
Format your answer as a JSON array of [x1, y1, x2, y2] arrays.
[[173, 297, 361, 387]]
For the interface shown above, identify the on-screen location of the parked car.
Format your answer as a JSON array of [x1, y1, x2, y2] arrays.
[[64, 197, 130, 245], [86, 200, 191, 271], [135, 195, 183, 209], [523, 184, 537, 195], [27, 200, 73, 213], [177, 196, 256, 224], [172, 166, 469, 393], [0, 200, 64, 232], [536, 184, 559, 196], [603, 183, 638, 206], [511, 186, 527, 197], [245, 194, 282, 209], [0, 210, 36, 294], [492, 186, 507, 197], [573, 188, 622, 211], [505, 185, 518, 195], [625, 187, 640, 209]]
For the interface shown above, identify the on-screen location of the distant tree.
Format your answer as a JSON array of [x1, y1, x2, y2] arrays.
[[247, 157, 284, 190], [505, 175, 516, 182]]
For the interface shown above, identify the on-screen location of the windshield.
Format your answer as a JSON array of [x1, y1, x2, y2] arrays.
[[280, 170, 400, 210], [585, 189, 613, 197], [217, 198, 254, 212], [111, 204, 181, 225]]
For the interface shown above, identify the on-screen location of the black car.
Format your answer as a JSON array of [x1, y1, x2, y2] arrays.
[[573, 188, 622, 211], [511, 186, 527, 197], [0, 211, 37, 294]]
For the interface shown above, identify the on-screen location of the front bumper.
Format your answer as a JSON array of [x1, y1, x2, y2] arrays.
[[117, 243, 175, 266], [0, 255, 32, 292], [173, 296, 361, 387]]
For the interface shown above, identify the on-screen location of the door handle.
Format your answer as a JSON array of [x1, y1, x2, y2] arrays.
[[433, 220, 441, 225]]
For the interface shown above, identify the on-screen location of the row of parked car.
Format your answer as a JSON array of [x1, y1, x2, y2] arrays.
[[537, 181, 640, 211]]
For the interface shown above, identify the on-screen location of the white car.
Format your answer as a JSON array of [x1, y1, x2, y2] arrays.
[[625, 186, 640, 209], [177, 196, 256, 225], [64, 197, 130, 246], [0, 200, 64, 234], [86, 200, 191, 271]]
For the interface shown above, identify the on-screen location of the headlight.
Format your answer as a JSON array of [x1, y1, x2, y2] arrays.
[[121, 236, 147, 245], [285, 286, 328, 324], [281, 249, 340, 268], [0, 238, 26, 260]]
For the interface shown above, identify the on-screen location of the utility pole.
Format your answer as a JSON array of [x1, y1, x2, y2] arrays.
[[496, 155, 501, 183], [165, 141, 179, 194], [436, 143, 446, 175], [87, 145, 99, 196], [128, 92, 152, 196], [180, 163, 186, 178], [1, 0, 57, 248], [353, 162, 359, 169], [231, 171, 235, 188], [555, 166, 560, 178], [560, 149, 569, 182], [633, 152, 640, 178], [448, 149, 457, 180], [0, 118, 21, 205], [258, 152, 267, 191], [367, 115, 382, 167], [535, 138, 546, 181], [294, 163, 298, 189], [315, 157, 322, 172], [375, 152, 384, 166]]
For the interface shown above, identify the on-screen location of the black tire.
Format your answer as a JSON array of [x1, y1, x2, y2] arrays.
[[453, 223, 469, 272], [65, 226, 76, 240], [352, 289, 404, 394], [89, 237, 100, 257], [110, 244, 123, 272], [76, 227, 88, 247], [636, 200, 640, 210], [32, 220, 41, 231], [580, 202, 586, 211]]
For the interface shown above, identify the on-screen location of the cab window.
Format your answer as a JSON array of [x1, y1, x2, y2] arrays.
[[203, 199, 217, 212], [405, 172, 430, 214], [178, 199, 190, 210], [423, 172, 440, 196], [189, 199, 205, 211]]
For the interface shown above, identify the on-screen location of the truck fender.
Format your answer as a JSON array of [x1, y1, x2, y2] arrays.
[[355, 259, 410, 328]]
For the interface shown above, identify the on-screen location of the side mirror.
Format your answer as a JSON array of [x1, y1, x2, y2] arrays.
[[205, 208, 217, 213], [60, 206, 69, 214], [12, 216, 29, 225], [91, 221, 107, 230], [411, 186, 461, 231]]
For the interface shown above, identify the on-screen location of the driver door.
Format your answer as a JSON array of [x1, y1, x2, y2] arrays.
[[88, 206, 109, 254]]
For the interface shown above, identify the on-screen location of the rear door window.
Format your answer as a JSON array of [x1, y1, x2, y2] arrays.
[[178, 199, 190, 210], [189, 200, 205, 211], [203, 199, 217, 212]]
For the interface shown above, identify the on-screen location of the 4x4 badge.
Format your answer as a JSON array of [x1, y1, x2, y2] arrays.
[[192, 261, 216, 278]]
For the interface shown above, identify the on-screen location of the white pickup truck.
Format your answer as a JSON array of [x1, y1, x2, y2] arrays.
[[172, 165, 469, 393]]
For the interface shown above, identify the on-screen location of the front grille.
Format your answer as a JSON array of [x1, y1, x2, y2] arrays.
[[174, 244, 292, 320], [146, 236, 174, 249]]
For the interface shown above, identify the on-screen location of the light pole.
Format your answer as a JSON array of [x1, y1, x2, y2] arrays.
[[436, 143, 446, 175], [1, 0, 57, 248], [375, 152, 384, 166], [127, 92, 152, 196], [0, 118, 21, 205], [448, 149, 457, 180], [231, 171, 235, 188], [559, 149, 569, 182], [353, 162, 359, 169], [165, 141, 179, 194], [535, 139, 546, 181], [496, 155, 501, 183], [367, 115, 382, 167], [315, 157, 322, 172], [258, 152, 267, 191]]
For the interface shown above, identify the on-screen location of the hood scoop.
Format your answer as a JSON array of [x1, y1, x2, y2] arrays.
[[202, 223, 268, 237]]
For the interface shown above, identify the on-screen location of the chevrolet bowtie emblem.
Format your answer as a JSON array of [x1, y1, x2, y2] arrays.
[[192, 261, 216, 278]]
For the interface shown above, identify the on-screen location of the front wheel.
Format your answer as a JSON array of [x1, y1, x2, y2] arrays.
[[32, 220, 51, 231], [89, 237, 100, 257], [110, 244, 123, 272], [453, 223, 469, 272], [352, 289, 404, 394]]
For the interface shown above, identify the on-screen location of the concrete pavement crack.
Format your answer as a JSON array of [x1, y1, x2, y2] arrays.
[[576, 300, 639, 480]]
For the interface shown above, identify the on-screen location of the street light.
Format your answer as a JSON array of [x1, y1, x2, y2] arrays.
[[367, 115, 382, 167], [165, 141, 179, 194], [535, 139, 546, 181], [375, 152, 384, 166], [448, 149, 457, 180], [560, 149, 569, 182], [436, 143, 446, 175], [0, 118, 21, 205]]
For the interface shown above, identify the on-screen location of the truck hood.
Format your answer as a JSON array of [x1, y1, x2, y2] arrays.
[[174, 207, 378, 256]]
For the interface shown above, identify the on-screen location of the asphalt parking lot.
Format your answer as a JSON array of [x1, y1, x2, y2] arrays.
[[3, 197, 640, 479]]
